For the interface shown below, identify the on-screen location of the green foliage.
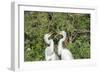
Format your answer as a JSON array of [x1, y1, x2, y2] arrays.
[[24, 11, 90, 61]]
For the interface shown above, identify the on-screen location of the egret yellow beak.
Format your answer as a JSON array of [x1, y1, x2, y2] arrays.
[[49, 32, 53, 35], [55, 31, 61, 36]]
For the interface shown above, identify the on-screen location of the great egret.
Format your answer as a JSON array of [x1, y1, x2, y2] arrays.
[[58, 31, 73, 60], [44, 33, 59, 61]]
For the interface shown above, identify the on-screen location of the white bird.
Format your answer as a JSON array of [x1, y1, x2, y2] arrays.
[[44, 33, 59, 61], [58, 31, 73, 60]]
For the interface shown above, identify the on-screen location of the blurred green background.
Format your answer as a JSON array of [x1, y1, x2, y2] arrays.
[[24, 11, 90, 61]]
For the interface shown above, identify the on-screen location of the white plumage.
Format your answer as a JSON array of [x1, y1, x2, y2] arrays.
[[44, 33, 59, 61], [58, 31, 73, 60]]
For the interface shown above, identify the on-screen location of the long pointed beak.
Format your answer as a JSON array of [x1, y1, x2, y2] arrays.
[[54, 33, 59, 38], [57, 31, 61, 35], [49, 32, 53, 35], [56, 32, 59, 34]]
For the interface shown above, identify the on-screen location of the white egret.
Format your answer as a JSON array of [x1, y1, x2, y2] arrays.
[[44, 33, 59, 61], [58, 31, 73, 60]]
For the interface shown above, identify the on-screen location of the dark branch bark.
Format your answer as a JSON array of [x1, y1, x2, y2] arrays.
[[67, 29, 90, 43]]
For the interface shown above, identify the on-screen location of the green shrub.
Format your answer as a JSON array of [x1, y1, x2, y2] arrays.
[[24, 11, 90, 61]]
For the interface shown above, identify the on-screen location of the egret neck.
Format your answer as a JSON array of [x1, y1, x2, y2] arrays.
[[58, 34, 66, 55]]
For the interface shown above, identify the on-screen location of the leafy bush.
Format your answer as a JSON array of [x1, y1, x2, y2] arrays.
[[24, 11, 90, 61]]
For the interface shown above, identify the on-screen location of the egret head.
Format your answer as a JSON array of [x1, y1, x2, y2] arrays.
[[44, 33, 51, 38], [44, 32, 53, 44], [59, 31, 66, 36], [44, 32, 53, 38], [58, 31, 66, 41]]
